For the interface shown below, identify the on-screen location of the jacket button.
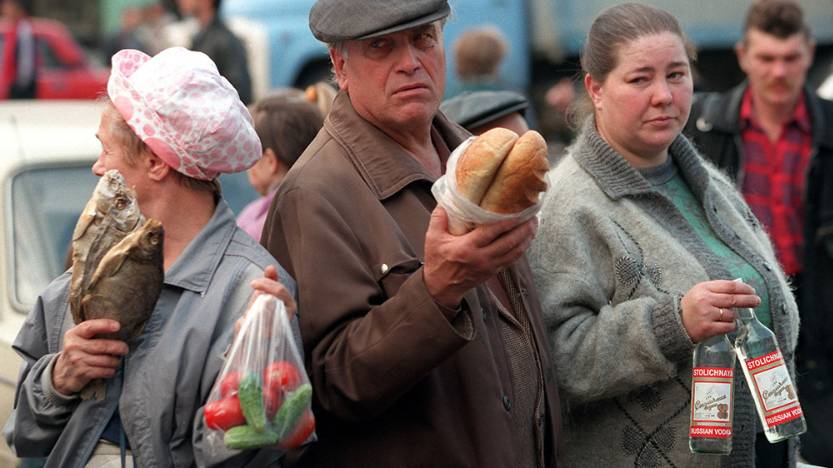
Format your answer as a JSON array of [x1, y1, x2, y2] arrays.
[[502, 395, 512, 412], [380, 263, 389, 274], [696, 117, 713, 132]]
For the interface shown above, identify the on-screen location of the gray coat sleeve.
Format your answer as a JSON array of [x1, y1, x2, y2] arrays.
[[7, 279, 80, 457], [528, 196, 693, 405]]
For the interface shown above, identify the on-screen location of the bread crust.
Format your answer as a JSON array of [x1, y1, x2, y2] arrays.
[[479, 130, 549, 214], [455, 127, 518, 204]]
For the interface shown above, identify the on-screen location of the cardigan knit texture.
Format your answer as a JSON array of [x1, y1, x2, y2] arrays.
[[528, 118, 800, 467]]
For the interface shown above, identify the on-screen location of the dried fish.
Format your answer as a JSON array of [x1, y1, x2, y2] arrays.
[[76, 217, 164, 401], [69, 170, 144, 324], [80, 218, 164, 342]]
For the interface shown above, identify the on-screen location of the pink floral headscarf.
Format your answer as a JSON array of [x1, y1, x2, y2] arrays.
[[107, 47, 261, 181]]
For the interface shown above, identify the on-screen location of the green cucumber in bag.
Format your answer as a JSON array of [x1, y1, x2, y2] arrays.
[[238, 373, 266, 431], [274, 383, 313, 439], [224, 425, 279, 449]]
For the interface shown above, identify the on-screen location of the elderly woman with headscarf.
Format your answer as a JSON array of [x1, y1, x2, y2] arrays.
[[7, 47, 297, 468]]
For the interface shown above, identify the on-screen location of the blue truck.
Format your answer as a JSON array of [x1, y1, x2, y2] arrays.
[[222, 0, 833, 102]]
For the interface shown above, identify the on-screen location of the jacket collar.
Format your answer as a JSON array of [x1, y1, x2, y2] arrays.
[[324, 91, 469, 200], [163, 198, 236, 293], [699, 81, 833, 150], [805, 86, 833, 150], [573, 116, 712, 201]]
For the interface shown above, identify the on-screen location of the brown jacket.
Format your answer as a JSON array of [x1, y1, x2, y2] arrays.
[[262, 92, 562, 467]]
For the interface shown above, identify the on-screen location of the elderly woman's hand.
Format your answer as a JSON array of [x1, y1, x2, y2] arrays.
[[680, 280, 760, 343], [234, 265, 297, 335], [53, 320, 129, 395]]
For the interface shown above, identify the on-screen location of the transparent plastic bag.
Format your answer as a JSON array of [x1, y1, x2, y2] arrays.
[[431, 136, 544, 234], [203, 294, 315, 455]]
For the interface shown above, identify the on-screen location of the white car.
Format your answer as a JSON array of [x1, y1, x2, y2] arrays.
[[0, 101, 257, 465]]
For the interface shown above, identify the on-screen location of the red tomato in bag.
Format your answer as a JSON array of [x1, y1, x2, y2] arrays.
[[278, 410, 316, 449], [204, 395, 246, 430], [219, 371, 242, 397], [263, 385, 283, 420], [264, 361, 301, 394]]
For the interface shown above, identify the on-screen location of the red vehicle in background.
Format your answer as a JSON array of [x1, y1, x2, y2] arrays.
[[0, 18, 109, 99]]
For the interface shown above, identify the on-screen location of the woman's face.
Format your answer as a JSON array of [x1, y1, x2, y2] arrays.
[[585, 32, 693, 167], [93, 112, 143, 185]]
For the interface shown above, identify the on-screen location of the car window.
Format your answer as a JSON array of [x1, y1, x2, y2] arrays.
[[1, 35, 63, 70], [10, 164, 98, 311], [36, 36, 63, 69]]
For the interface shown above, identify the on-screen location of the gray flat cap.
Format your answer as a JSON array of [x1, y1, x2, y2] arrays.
[[440, 90, 529, 130], [310, 0, 451, 43]]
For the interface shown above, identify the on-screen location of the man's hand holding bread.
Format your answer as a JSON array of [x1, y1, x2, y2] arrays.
[[424, 128, 549, 310]]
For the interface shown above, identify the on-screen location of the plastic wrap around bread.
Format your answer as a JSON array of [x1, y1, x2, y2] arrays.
[[431, 128, 550, 235]]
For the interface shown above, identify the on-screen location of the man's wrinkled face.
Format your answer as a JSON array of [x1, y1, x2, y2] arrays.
[[737, 29, 814, 109], [331, 22, 446, 134]]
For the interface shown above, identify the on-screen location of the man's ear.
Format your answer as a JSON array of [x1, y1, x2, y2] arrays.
[[806, 38, 816, 60], [735, 41, 748, 73], [584, 73, 603, 112], [330, 48, 348, 92]]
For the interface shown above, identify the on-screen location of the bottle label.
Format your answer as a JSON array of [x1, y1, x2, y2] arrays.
[[689, 367, 733, 439], [745, 350, 803, 428]]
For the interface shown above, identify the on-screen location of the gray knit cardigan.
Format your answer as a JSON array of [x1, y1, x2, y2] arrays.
[[528, 119, 800, 468]]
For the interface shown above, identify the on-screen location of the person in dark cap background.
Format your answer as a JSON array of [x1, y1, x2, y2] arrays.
[[261, 0, 563, 466], [441, 89, 530, 135], [441, 90, 566, 165]]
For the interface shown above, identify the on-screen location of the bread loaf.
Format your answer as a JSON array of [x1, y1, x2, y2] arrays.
[[479, 130, 549, 214], [455, 127, 518, 205]]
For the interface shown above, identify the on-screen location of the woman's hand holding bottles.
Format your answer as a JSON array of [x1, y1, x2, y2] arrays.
[[680, 280, 760, 343]]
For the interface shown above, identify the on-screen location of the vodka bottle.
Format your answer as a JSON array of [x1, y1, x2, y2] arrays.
[[734, 307, 806, 443], [689, 334, 735, 454]]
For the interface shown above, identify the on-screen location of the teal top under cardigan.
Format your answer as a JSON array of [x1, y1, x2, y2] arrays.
[[529, 117, 800, 468], [638, 158, 772, 329]]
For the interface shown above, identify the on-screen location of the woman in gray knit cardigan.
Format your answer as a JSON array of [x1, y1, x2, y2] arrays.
[[528, 4, 800, 467]]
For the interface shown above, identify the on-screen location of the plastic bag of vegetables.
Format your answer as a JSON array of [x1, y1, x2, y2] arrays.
[[203, 294, 315, 455]]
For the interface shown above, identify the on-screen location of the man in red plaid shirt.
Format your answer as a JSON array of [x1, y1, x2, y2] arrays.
[[685, 1, 833, 465]]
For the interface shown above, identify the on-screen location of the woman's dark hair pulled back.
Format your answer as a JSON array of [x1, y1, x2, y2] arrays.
[[581, 2, 695, 83]]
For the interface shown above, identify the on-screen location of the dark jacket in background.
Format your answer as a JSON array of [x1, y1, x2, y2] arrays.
[[1, 18, 37, 99], [191, 16, 252, 104], [262, 92, 563, 467], [684, 82, 833, 466]]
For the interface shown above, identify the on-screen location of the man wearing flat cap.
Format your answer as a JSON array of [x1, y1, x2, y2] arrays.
[[262, 1, 563, 467], [441, 90, 530, 136]]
